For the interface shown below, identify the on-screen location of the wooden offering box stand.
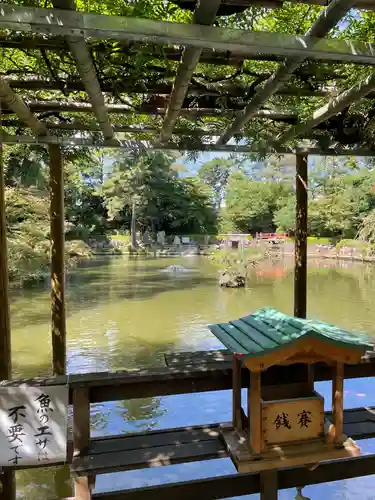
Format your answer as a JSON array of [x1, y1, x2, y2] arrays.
[[209, 308, 374, 473]]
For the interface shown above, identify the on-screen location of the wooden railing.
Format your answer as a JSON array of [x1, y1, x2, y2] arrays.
[[1, 350, 375, 499]]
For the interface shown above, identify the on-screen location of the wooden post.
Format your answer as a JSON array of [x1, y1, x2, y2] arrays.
[[260, 470, 278, 500], [0, 106, 16, 500], [49, 144, 66, 376], [307, 364, 314, 391], [73, 388, 94, 499], [249, 370, 262, 454], [232, 355, 242, 429], [332, 362, 344, 444], [73, 388, 90, 456], [294, 153, 308, 319]]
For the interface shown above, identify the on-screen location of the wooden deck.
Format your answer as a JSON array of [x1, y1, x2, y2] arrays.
[[3, 349, 375, 499], [71, 407, 375, 478]]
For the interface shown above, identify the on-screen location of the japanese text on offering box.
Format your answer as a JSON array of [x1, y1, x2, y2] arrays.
[[0, 385, 68, 466]]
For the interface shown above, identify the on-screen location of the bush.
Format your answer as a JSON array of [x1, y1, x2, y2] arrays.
[[6, 187, 93, 284]]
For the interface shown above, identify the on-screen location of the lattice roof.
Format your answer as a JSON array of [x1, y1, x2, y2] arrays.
[[1, 0, 375, 155]]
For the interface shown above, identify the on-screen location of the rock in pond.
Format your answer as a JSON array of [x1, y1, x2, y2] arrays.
[[161, 265, 191, 273], [219, 271, 246, 288]]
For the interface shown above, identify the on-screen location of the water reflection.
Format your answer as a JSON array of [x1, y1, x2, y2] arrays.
[[9, 256, 375, 498]]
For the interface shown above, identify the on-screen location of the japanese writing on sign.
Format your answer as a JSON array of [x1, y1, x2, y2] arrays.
[[264, 398, 323, 445], [0, 385, 68, 466], [273, 409, 312, 430]]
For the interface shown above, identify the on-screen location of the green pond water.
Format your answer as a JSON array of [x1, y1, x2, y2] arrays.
[[10, 256, 375, 499]]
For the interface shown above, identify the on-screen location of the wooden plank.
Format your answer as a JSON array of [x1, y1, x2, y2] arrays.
[[307, 364, 314, 391], [3, 5, 375, 64], [71, 440, 227, 476], [73, 388, 90, 455], [0, 109, 11, 384], [294, 153, 308, 319], [0, 354, 375, 404], [232, 356, 242, 429], [3, 135, 375, 157], [217, 0, 355, 145], [49, 144, 66, 376], [333, 362, 344, 443], [342, 421, 375, 440], [340, 406, 375, 424], [88, 453, 375, 500], [89, 424, 220, 455], [159, 0, 221, 142], [224, 431, 359, 473], [73, 386, 93, 499], [0, 104, 15, 500], [249, 371, 262, 454], [1, 407, 374, 474], [0, 76, 48, 136], [279, 70, 375, 145], [260, 470, 278, 500]]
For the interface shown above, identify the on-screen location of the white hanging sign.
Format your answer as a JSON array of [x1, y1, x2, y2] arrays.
[[0, 385, 69, 466]]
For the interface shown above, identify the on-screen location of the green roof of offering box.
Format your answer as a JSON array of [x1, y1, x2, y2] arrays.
[[208, 308, 374, 358]]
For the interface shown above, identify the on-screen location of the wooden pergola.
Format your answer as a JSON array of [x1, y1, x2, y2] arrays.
[[1, 0, 375, 498]]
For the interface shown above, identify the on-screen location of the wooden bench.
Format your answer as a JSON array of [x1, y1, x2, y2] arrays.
[[71, 424, 225, 477], [70, 405, 375, 499]]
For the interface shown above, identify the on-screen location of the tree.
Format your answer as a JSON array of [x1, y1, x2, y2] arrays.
[[224, 171, 292, 233], [64, 153, 108, 241], [102, 151, 217, 241], [198, 158, 234, 210], [273, 195, 296, 233]]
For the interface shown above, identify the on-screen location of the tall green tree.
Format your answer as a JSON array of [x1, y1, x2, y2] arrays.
[[198, 158, 234, 210], [224, 171, 292, 233], [102, 151, 217, 241]]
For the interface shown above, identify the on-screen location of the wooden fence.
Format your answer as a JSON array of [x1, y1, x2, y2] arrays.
[[2, 349, 375, 499]]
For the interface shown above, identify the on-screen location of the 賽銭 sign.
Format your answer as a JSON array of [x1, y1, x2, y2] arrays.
[[0, 385, 68, 466], [262, 397, 324, 444]]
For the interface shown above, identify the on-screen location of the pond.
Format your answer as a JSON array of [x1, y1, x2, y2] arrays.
[[10, 255, 375, 499]]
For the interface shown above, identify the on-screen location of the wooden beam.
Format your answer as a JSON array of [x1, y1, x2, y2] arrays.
[[0, 76, 48, 136], [294, 153, 308, 318], [3, 134, 375, 157], [279, 71, 375, 144], [232, 356, 242, 429], [217, 0, 355, 144], [2, 352, 375, 402], [4, 39, 375, 67], [1, 101, 297, 120], [249, 371, 262, 454], [160, 0, 221, 142], [162, 0, 375, 10], [260, 470, 278, 500], [73, 388, 90, 456], [2, 6, 375, 65], [0, 104, 16, 500], [1, 120, 223, 136], [87, 454, 375, 500], [49, 144, 66, 376], [4, 78, 361, 98], [332, 362, 344, 443], [51, 0, 114, 140], [73, 387, 93, 500]]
